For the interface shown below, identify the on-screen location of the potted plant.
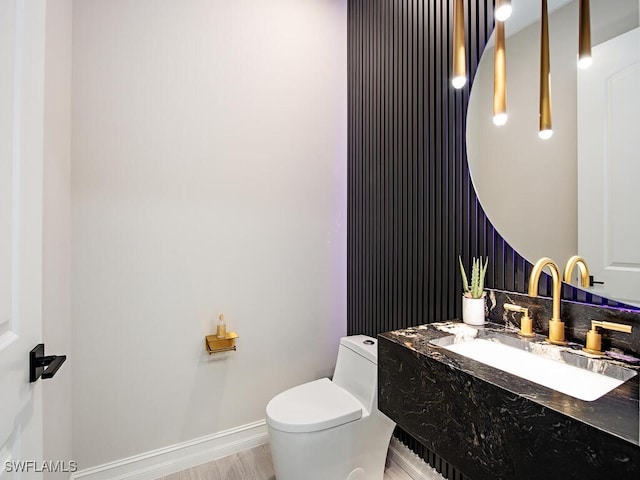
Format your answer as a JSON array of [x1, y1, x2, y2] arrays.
[[459, 256, 488, 325]]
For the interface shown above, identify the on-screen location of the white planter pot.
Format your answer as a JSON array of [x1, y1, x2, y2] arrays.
[[462, 296, 486, 325]]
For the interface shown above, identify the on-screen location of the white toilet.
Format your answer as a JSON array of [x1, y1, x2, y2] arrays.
[[266, 335, 396, 480]]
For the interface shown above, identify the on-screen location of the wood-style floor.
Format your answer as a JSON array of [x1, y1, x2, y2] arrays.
[[157, 443, 414, 480]]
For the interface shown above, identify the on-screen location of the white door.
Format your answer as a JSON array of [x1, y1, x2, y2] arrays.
[[578, 27, 640, 307], [0, 0, 46, 476]]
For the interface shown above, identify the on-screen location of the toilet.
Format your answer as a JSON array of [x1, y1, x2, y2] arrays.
[[266, 335, 396, 480]]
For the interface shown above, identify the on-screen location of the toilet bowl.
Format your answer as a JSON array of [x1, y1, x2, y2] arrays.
[[266, 335, 395, 480]]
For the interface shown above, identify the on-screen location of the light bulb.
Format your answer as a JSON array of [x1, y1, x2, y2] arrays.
[[452, 76, 467, 89], [578, 55, 592, 69], [495, 5, 512, 22], [493, 113, 508, 126], [538, 129, 553, 140]]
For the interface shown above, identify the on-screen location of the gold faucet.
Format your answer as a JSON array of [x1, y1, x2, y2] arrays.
[[563, 255, 590, 287], [583, 320, 632, 356], [528, 257, 566, 345]]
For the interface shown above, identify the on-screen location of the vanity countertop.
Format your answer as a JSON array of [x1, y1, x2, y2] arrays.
[[378, 321, 640, 479], [379, 321, 640, 445]]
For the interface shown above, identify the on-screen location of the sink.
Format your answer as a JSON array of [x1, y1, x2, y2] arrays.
[[430, 326, 637, 402]]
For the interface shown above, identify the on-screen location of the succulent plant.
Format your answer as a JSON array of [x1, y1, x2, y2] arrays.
[[459, 256, 488, 299]]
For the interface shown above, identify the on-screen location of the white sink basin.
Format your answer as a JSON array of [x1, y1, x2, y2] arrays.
[[431, 328, 637, 402]]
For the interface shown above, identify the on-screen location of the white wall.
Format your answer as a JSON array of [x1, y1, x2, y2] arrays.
[[71, 0, 347, 469], [43, 0, 73, 478], [466, 0, 639, 266]]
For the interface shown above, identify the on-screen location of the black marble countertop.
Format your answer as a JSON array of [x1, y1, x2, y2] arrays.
[[380, 321, 640, 445]]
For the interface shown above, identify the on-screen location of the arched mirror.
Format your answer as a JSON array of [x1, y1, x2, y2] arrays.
[[467, 0, 640, 307]]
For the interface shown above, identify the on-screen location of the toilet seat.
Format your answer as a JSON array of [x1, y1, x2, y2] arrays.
[[266, 378, 362, 433]]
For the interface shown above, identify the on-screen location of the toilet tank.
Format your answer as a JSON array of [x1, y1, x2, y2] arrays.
[[332, 335, 378, 413]]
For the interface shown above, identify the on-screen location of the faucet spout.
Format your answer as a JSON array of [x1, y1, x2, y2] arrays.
[[563, 255, 590, 287], [528, 257, 566, 344]]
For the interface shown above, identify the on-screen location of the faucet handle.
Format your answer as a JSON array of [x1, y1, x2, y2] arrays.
[[583, 320, 632, 356], [503, 303, 535, 338]]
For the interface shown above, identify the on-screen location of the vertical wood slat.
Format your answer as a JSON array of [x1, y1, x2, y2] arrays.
[[348, 0, 495, 340]]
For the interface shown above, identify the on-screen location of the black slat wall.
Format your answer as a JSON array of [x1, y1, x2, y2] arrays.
[[347, 0, 621, 339], [349, 0, 506, 337], [348, 0, 625, 476]]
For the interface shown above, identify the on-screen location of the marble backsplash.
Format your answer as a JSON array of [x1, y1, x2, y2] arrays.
[[486, 289, 640, 356]]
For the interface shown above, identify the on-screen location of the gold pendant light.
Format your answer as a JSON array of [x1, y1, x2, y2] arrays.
[[452, 0, 466, 89], [493, 20, 507, 126], [495, 0, 512, 22], [539, 0, 553, 140], [578, 0, 592, 69]]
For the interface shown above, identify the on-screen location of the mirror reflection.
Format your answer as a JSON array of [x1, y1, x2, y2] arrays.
[[467, 0, 640, 306]]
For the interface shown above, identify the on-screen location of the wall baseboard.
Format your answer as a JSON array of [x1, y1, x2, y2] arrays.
[[388, 437, 445, 480], [70, 420, 268, 480]]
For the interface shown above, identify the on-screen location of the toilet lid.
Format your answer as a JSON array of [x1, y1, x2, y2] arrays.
[[266, 378, 363, 433]]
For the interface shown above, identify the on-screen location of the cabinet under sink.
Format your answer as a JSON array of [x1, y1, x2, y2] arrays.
[[378, 321, 640, 480]]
